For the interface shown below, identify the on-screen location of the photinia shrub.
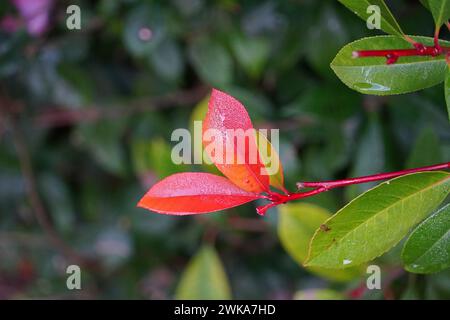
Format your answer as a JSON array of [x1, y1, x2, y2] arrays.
[[138, 0, 450, 279]]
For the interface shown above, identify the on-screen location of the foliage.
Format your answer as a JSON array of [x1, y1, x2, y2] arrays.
[[0, 0, 449, 300]]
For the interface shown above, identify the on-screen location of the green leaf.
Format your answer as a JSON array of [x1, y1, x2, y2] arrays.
[[75, 120, 127, 175], [406, 126, 442, 168], [445, 68, 450, 122], [230, 33, 270, 79], [338, 0, 404, 36], [346, 114, 385, 201], [175, 246, 231, 299], [420, 0, 430, 10], [306, 172, 450, 269], [427, 0, 450, 27], [149, 39, 184, 82], [278, 203, 363, 281], [188, 38, 233, 86], [331, 36, 450, 95], [402, 203, 450, 274], [294, 288, 345, 300], [305, 5, 349, 78]]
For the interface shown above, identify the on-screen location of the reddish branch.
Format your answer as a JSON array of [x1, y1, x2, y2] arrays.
[[256, 162, 450, 216]]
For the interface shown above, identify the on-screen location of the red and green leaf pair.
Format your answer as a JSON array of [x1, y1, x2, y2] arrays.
[[137, 89, 286, 216]]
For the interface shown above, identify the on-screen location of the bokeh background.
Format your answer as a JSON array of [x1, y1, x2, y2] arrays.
[[0, 0, 449, 299]]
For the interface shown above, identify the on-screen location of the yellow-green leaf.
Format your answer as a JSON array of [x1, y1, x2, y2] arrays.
[[175, 245, 231, 299], [189, 95, 221, 175], [256, 131, 285, 192], [278, 203, 364, 281], [294, 288, 345, 300]]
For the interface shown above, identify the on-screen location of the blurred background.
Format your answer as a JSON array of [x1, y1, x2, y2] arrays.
[[0, 0, 449, 299]]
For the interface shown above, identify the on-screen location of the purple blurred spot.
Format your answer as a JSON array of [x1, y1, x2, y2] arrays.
[[12, 0, 54, 36]]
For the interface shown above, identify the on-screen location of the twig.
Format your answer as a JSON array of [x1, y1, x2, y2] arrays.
[[297, 162, 450, 190], [34, 85, 209, 128], [257, 162, 450, 215]]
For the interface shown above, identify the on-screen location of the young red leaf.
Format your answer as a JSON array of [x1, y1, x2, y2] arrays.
[[203, 89, 270, 193], [137, 172, 261, 215]]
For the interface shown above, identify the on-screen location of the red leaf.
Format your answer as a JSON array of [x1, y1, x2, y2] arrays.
[[137, 172, 261, 215], [203, 89, 270, 193]]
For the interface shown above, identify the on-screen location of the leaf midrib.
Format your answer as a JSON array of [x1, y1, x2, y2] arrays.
[[333, 57, 446, 68]]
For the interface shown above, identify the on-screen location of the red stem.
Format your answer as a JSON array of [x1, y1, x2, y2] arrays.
[[257, 162, 450, 216], [354, 45, 449, 64], [298, 162, 450, 190]]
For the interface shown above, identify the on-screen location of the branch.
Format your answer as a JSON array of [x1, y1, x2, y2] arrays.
[[297, 162, 450, 190], [256, 162, 450, 215]]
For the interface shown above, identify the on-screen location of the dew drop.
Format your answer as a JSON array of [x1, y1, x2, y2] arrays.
[[343, 259, 352, 265], [353, 82, 390, 92]]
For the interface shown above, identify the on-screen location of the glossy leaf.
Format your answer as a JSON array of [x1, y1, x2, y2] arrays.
[[338, 0, 404, 36], [278, 203, 363, 281], [203, 89, 270, 193], [331, 36, 450, 95], [137, 172, 260, 215], [256, 131, 285, 192], [175, 246, 231, 299], [427, 0, 450, 27], [402, 203, 450, 274], [445, 68, 450, 122], [306, 172, 450, 268]]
